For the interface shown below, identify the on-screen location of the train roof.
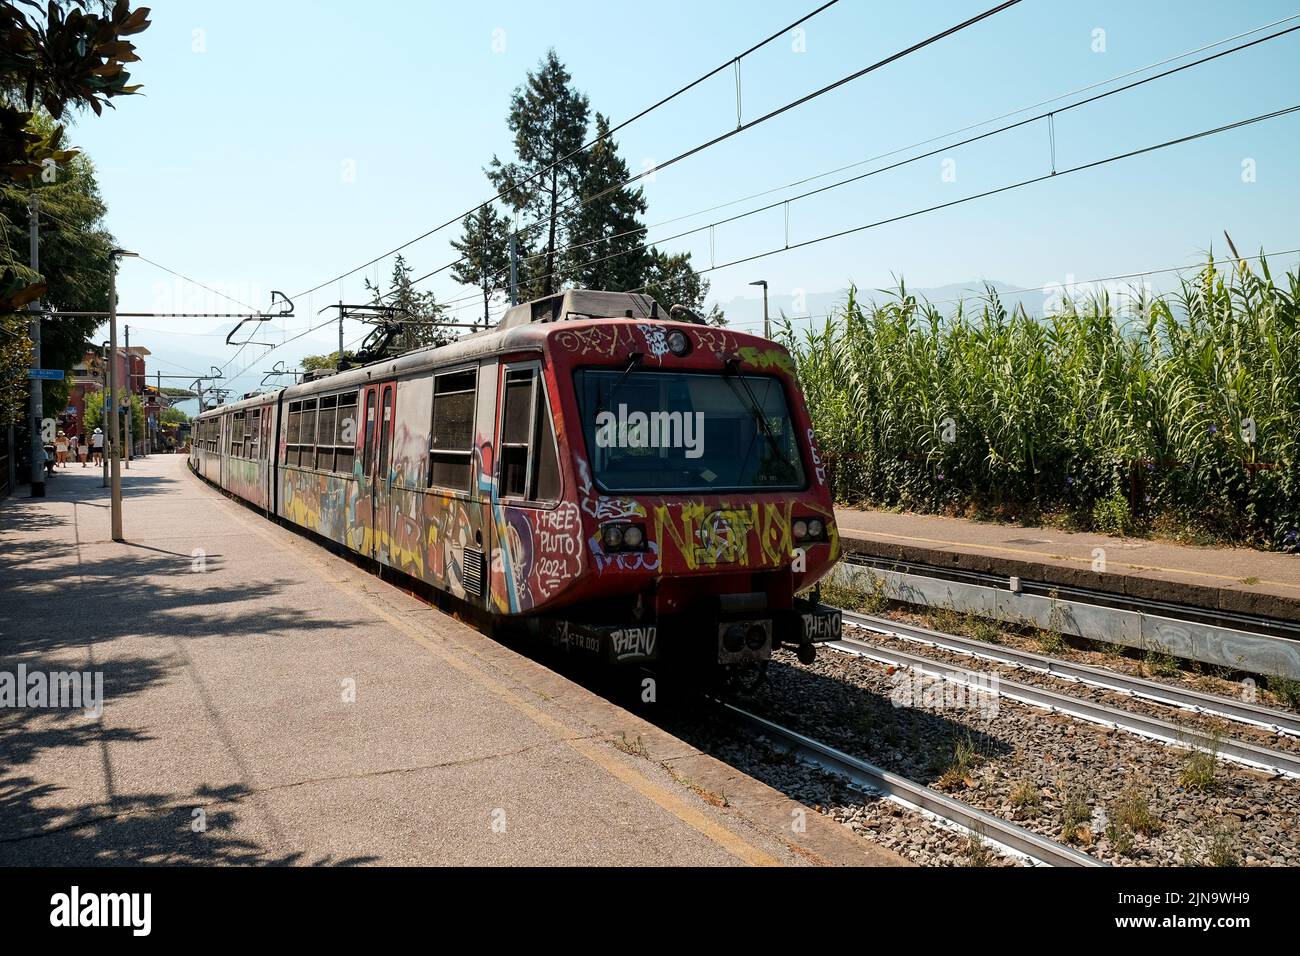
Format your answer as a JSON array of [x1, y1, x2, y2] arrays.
[[194, 290, 775, 419]]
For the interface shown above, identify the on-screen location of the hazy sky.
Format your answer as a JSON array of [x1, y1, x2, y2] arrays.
[[65, 0, 1300, 397]]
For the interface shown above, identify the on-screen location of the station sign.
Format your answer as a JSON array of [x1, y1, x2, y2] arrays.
[[28, 368, 65, 380]]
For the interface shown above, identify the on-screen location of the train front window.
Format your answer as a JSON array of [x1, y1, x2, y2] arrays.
[[575, 369, 805, 492]]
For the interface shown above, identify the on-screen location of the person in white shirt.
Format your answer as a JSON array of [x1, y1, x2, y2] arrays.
[[91, 427, 105, 465]]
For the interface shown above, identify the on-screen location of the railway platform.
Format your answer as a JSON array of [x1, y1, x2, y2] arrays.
[[833, 507, 1300, 621], [0, 455, 903, 867]]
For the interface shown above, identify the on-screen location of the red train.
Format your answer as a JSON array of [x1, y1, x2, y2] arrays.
[[191, 290, 842, 673]]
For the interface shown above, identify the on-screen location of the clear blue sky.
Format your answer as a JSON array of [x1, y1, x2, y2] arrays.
[[67, 0, 1300, 397]]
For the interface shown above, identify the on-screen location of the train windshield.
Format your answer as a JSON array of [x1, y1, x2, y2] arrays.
[[574, 368, 806, 492]]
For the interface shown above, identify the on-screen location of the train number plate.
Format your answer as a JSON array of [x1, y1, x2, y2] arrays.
[[802, 608, 842, 643]]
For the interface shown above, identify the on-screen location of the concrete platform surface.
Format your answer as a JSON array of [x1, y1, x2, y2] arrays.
[[0, 455, 903, 867], [834, 507, 1300, 621]]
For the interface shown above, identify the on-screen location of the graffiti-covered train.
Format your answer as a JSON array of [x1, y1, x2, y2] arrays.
[[190, 290, 843, 673]]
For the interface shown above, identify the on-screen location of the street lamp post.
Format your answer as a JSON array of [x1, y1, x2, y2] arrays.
[[749, 280, 770, 340], [108, 249, 137, 541]]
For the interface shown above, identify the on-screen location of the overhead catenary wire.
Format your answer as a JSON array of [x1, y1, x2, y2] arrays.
[[689, 104, 1300, 279], [289, 0, 844, 301], [718, 246, 1300, 331], [214, 12, 1293, 385], [628, 10, 1300, 238], [411, 11, 1300, 309], [394, 0, 1026, 299]]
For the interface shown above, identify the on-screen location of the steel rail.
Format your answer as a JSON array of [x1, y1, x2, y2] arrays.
[[826, 633, 1300, 778], [720, 701, 1103, 867], [842, 610, 1300, 737]]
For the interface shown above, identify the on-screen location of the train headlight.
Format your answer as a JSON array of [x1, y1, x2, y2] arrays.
[[601, 522, 647, 552], [666, 330, 692, 356], [722, 624, 746, 653], [808, 519, 824, 539], [793, 519, 808, 541]]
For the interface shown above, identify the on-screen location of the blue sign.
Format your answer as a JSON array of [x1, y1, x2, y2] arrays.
[[28, 368, 65, 381]]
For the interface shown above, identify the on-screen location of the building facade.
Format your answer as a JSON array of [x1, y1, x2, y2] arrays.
[[66, 345, 162, 453]]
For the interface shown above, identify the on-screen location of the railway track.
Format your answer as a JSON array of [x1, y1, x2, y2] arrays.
[[832, 610, 1300, 778], [841, 610, 1300, 736], [840, 552, 1300, 642], [720, 700, 1103, 867]]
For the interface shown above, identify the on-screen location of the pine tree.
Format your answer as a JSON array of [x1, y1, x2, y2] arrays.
[[643, 249, 726, 326], [562, 113, 648, 292], [364, 255, 453, 353], [486, 49, 589, 299], [450, 203, 513, 327]]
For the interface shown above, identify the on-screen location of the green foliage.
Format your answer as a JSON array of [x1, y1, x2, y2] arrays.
[[450, 203, 513, 327], [1091, 492, 1134, 536], [561, 112, 648, 293], [160, 405, 189, 426], [476, 49, 715, 315], [783, 258, 1300, 551], [83, 388, 143, 440], [641, 249, 725, 325], [362, 254, 451, 355], [0, 1, 149, 309], [0, 112, 117, 425], [301, 351, 356, 372], [1179, 732, 1220, 792], [0, 311, 33, 422], [1266, 674, 1300, 710], [0, 1, 151, 124], [487, 48, 589, 298]]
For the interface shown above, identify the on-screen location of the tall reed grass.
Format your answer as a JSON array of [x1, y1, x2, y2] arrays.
[[780, 256, 1300, 551]]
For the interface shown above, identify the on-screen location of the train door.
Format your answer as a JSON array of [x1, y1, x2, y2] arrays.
[[362, 381, 397, 563], [491, 360, 564, 613]]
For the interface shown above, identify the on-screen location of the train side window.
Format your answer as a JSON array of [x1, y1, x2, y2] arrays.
[[500, 369, 534, 497], [248, 408, 261, 461], [499, 366, 561, 503], [533, 387, 561, 502], [335, 392, 358, 474], [300, 398, 318, 470], [377, 385, 394, 479], [229, 411, 243, 458], [430, 369, 476, 492], [316, 396, 337, 471], [286, 401, 301, 466], [362, 390, 377, 475]]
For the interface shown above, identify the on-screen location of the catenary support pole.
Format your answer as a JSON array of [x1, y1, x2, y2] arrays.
[[109, 255, 124, 541], [27, 191, 44, 497]]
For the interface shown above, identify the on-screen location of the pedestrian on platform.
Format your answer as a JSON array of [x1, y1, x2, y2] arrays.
[[55, 431, 68, 467], [91, 427, 104, 465], [75, 434, 87, 467]]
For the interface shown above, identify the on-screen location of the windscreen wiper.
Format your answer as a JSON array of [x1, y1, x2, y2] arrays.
[[597, 351, 644, 414], [724, 363, 795, 478]]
